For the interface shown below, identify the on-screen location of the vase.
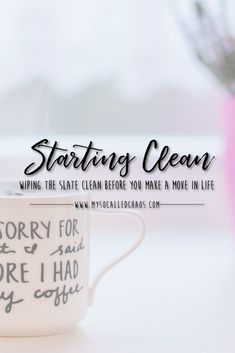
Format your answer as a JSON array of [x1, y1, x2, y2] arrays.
[[223, 95, 235, 225]]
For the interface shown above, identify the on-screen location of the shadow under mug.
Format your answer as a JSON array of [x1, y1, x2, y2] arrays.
[[0, 186, 145, 337]]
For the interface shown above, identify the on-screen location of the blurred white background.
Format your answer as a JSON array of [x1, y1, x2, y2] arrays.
[[0, 0, 228, 135]]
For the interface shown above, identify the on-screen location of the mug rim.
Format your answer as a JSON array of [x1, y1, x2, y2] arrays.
[[0, 181, 89, 200]]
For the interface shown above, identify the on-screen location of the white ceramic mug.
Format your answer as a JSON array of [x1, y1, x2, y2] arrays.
[[0, 189, 145, 337]]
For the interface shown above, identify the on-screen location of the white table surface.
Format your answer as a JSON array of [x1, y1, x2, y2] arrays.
[[0, 226, 235, 353]]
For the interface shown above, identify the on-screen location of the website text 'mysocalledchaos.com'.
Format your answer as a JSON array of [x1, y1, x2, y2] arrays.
[[74, 200, 160, 209]]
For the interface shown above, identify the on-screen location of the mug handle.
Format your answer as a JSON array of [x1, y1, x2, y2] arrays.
[[89, 210, 146, 305]]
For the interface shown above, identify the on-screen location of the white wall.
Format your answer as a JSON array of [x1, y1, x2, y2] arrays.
[[0, 0, 228, 134]]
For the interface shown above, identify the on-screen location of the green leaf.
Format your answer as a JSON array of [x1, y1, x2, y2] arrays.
[[194, 1, 204, 18]]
